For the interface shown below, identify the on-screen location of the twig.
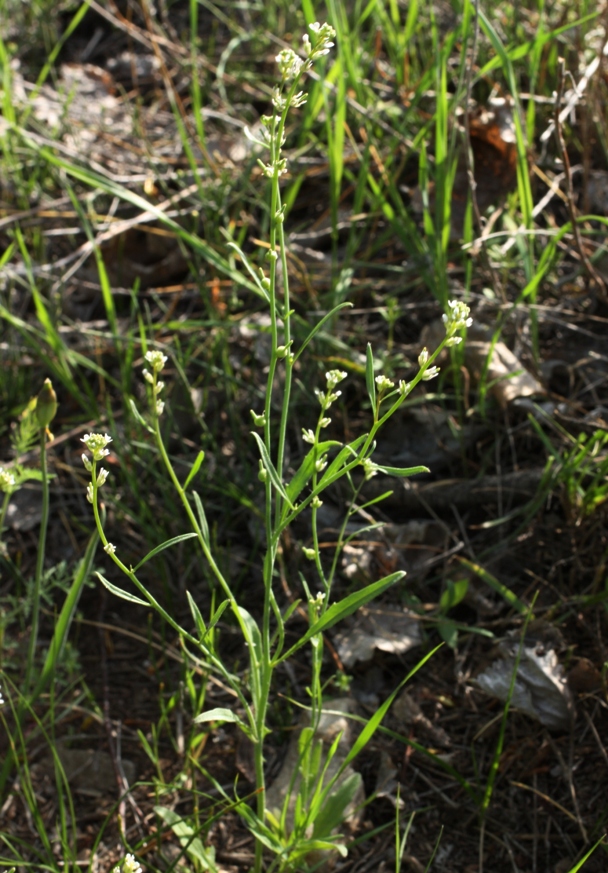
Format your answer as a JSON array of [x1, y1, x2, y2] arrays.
[[553, 58, 606, 297]]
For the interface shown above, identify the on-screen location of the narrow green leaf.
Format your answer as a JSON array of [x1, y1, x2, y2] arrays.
[[237, 606, 262, 666], [187, 590, 207, 637], [277, 572, 404, 662], [368, 463, 429, 478], [34, 532, 99, 699], [184, 450, 205, 491], [194, 707, 245, 727], [317, 434, 368, 489], [226, 241, 270, 302], [313, 772, 362, 839], [440, 578, 469, 612], [365, 343, 376, 409], [96, 572, 149, 606], [458, 557, 528, 615], [293, 303, 353, 363], [286, 440, 341, 504], [341, 644, 442, 771], [133, 533, 198, 571], [251, 432, 293, 507], [128, 397, 148, 427], [192, 491, 209, 545]]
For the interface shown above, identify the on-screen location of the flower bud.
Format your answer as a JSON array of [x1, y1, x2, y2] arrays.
[[36, 379, 57, 428]]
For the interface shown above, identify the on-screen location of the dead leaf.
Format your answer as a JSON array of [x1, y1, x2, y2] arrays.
[[334, 605, 421, 668], [465, 340, 545, 408], [475, 641, 574, 731]]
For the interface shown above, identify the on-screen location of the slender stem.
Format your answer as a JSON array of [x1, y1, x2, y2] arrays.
[[0, 491, 11, 543], [25, 428, 49, 694]]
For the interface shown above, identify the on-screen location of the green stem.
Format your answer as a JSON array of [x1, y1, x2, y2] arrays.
[[25, 428, 49, 694], [0, 490, 11, 543]]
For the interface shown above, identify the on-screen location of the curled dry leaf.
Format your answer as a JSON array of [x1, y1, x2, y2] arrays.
[[333, 605, 421, 668], [465, 340, 545, 408], [475, 641, 574, 731]]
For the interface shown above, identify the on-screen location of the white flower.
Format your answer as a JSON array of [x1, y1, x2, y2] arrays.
[[307, 22, 336, 58], [422, 367, 439, 382], [0, 467, 16, 492], [320, 417, 331, 428], [315, 455, 327, 473], [81, 453, 92, 472], [302, 428, 316, 445], [86, 483, 94, 504], [142, 369, 154, 385], [156, 400, 165, 416], [375, 375, 394, 393], [276, 48, 303, 80], [144, 350, 168, 374], [104, 542, 116, 555], [81, 433, 112, 462], [120, 855, 142, 873], [418, 348, 429, 366], [421, 366, 440, 381], [442, 300, 472, 336], [362, 458, 377, 480], [96, 468, 109, 487], [325, 369, 347, 390]]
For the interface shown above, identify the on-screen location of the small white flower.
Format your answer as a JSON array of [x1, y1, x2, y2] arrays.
[[442, 300, 472, 336], [320, 416, 331, 428], [96, 468, 109, 487], [375, 375, 394, 393], [362, 458, 377, 480], [399, 380, 411, 396], [418, 348, 429, 367], [81, 433, 112, 462], [156, 400, 165, 416], [154, 381, 164, 395], [0, 467, 16, 492], [104, 542, 116, 555], [421, 366, 440, 381], [311, 495, 323, 508], [81, 453, 92, 472], [315, 456, 327, 473], [325, 370, 347, 390], [145, 350, 168, 374], [302, 428, 316, 445], [122, 855, 143, 873], [142, 369, 154, 385], [86, 483, 94, 504], [276, 48, 303, 80]]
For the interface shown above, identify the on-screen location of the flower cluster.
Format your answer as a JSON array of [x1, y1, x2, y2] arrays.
[[442, 300, 472, 342], [0, 467, 15, 493], [143, 350, 167, 416], [275, 48, 303, 82], [81, 434, 112, 504], [113, 855, 142, 873], [81, 433, 112, 462], [303, 22, 336, 61]]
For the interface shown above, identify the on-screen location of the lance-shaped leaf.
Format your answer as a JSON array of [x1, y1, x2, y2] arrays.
[[277, 571, 404, 663]]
